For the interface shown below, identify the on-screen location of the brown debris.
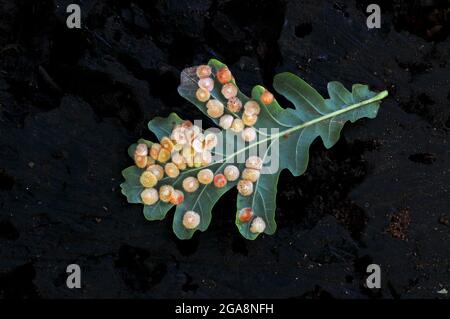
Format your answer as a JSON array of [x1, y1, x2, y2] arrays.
[[387, 208, 411, 241]]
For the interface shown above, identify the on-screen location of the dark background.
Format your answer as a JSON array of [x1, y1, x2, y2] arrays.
[[0, 0, 449, 298]]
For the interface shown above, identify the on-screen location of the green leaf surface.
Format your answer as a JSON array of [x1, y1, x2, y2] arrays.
[[121, 59, 388, 240], [120, 166, 144, 204]]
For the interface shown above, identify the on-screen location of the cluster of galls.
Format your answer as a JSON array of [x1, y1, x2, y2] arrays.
[[133, 120, 217, 208], [179, 154, 265, 233], [238, 208, 266, 234], [133, 137, 266, 233], [132, 63, 272, 234], [134, 140, 185, 207], [195, 64, 274, 143], [236, 155, 266, 234]]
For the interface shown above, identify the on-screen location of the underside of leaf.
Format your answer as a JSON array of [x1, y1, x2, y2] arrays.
[[120, 59, 388, 240]]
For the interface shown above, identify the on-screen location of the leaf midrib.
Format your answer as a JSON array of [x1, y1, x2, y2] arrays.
[[163, 89, 388, 189], [149, 90, 387, 223], [226, 89, 388, 165]]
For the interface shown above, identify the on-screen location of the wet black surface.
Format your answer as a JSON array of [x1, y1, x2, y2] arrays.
[[0, 0, 449, 298]]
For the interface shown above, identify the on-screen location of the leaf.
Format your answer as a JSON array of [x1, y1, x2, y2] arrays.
[[120, 166, 144, 204], [121, 59, 388, 240]]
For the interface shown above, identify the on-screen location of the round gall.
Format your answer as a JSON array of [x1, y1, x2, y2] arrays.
[[227, 97, 242, 113], [260, 90, 274, 105], [250, 217, 266, 234], [238, 207, 254, 223], [216, 67, 232, 84], [170, 190, 184, 205], [150, 143, 161, 160], [242, 113, 258, 126], [206, 99, 224, 118], [135, 143, 148, 157], [183, 211, 200, 229], [183, 176, 200, 193], [159, 185, 174, 203], [196, 88, 210, 102], [221, 83, 238, 99], [230, 118, 244, 133], [241, 127, 257, 142], [245, 156, 263, 170], [214, 174, 227, 188], [237, 179, 253, 196], [196, 65, 212, 78], [242, 168, 260, 182], [197, 169, 214, 185], [147, 164, 164, 180], [165, 162, 180, 178], [198, 77, 214, 92], [140, 188, 159, 206], [243, 100, 261, 116], [224, 165, 240, 181], [219, 114, 234, 130], [134, 154, 148, 169], [140, 171, 158, 188]]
